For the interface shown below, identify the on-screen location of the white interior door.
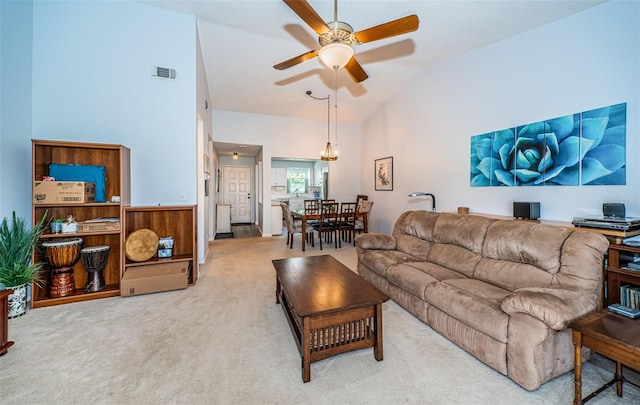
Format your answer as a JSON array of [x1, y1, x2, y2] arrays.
[[223, 165, 251, 223]]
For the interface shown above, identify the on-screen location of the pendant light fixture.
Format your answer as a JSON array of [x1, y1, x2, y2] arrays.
[[306, 90, 338, 161]]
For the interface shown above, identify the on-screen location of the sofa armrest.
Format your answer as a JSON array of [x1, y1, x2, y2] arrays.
[[500, 286, 598, 330], [355, 233, 397, 250]]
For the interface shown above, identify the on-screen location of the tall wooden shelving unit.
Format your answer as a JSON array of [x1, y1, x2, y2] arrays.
[[31, 139, 130, 308], [123, 205, 198, 285], [606, 244, 640, 307]]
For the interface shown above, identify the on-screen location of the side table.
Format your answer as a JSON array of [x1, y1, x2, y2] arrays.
[[1, 289, 15, 356], [570, 311, 640, 404]]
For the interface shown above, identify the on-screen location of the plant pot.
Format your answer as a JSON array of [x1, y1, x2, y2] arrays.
[[50, 222, 62, 233], [6, 284, 28, 318]]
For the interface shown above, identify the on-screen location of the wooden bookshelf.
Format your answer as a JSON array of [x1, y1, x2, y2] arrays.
[[31, 139, 130, 308], [123, 205, 198, 285]]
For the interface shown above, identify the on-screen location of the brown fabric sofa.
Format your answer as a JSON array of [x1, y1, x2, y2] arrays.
[[355, 211, 609, 390]]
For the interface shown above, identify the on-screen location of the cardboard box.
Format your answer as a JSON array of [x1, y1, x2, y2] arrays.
[[77, 219, 121, 233], [120, 262, 189, 297], [33, 181, 96, 204]]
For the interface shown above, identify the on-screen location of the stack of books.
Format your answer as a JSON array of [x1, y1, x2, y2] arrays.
[[627, 260, 640, 271], [620, 284, 640, 309], [608, 303, 640, 318]]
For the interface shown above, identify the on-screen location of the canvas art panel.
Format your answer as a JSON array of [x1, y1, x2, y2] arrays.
[[470, 103, 626, 187]]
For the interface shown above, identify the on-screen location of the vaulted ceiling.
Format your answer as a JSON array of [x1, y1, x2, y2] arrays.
[[138, 0, 605, 124]]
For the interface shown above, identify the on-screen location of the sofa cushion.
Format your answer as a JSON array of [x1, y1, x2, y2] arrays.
[[393, 210, 439, 240], [427, 306, 508, 376], [482, 220, 571, 274], [556, 230, 608, 291], [393, 211, 438, 259], [395, 234, 431, 261], [474, 258, 554, 292], [432, 213, 494, 254], [355, 233, 396, 250], [358, 250, 421, 279], [404, 261, 468, 283], [425, 278, 511, 343], [501, 286, 599, 330], [387, 262, 466, 300], [428, 243, 482, 278]]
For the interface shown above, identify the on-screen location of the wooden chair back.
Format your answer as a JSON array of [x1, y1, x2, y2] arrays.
[[316, 202, 338, 231], [356, 195, 368, 212], [340, 202, 358, 223], [304, 199, 319, 215]]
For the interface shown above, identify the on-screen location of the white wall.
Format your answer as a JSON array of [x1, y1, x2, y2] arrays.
[[196, 27, 213, 264], [212, 110, 361, 234], [30, 0, 198, 207], [0, 0, 33, 221], [361, 0, 640, 233]]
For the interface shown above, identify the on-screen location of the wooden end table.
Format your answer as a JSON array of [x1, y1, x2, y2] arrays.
[[273, 255, 389, 382], [570, 311, 640, 404], [1, 289, 15, 356]]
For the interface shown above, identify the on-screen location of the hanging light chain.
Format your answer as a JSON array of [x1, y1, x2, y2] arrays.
[[334, 69, 339, 154]]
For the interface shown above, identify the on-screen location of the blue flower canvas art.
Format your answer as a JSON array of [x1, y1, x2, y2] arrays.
[[470, 103, 626, 187], [581, 103, 626, 185]]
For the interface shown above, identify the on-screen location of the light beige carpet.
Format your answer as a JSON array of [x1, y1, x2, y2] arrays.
[[2, 235, 639, 404]]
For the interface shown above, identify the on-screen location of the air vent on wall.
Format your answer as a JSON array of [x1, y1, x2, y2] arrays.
[[150, 66, 177, 80]]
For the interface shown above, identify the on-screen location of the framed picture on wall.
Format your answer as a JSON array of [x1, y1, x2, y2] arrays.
[[375, 156, 393, 191], [204, 154, 211, 174]]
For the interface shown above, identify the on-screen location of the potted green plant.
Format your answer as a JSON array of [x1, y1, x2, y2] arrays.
[[0, 211, 48, 318], [50, 218, 64, 234]]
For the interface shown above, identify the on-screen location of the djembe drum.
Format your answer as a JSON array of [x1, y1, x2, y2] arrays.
[[81, 245, 110, 292], [41, 237, 83, 298]]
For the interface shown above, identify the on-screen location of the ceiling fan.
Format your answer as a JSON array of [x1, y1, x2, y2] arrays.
[[274, 0, 419, 83]]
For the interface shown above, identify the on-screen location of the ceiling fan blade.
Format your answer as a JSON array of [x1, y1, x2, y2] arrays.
[[344, 57, 368, 83], [283, 0, 330, 36], [273, 49, 319, 70], [353, 14, 419, 44]]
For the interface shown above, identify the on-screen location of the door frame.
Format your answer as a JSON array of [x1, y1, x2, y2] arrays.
[[221, 164, 254, 224]]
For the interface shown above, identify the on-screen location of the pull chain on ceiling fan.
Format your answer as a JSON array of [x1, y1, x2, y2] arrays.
[[274, 0, 419, 83]]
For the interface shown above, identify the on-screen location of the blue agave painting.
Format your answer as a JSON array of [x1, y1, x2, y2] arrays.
[[581, 103, 626, 185], [470, 103, 626, 187]]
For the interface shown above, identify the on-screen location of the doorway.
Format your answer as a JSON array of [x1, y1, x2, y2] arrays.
[[222, 165, 252, 223]]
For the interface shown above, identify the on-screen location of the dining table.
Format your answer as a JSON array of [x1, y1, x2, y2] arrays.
[[291, 208, 368, 251]]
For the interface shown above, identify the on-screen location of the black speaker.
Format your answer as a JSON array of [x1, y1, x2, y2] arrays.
[[603, 203, 625, 218], [513, 202, 540, 220]]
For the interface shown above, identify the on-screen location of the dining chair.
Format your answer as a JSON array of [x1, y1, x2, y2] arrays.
[[304, 199, 320, 228], [282, 203, 314, 249], [356, 194, 368, 213], [339, 202, 358, 246], [355, 200, 374, 234], [312, 202, 339, 250]]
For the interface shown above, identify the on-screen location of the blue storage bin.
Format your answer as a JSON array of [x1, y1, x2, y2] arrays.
[[49, 163, 107, 202]]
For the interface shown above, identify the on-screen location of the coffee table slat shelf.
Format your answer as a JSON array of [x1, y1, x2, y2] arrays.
[[273, 255, 388, 382]]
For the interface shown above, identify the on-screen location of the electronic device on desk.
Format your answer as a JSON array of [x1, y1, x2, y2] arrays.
[[608, 303, 640, 319], [573, 202, 640, 231], [572, 216, 640, 231], [513, 202, 540, 220], [603, 202, 625, 218]]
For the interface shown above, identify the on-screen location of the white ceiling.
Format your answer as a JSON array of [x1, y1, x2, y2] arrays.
[[138, 0, 604, 125]]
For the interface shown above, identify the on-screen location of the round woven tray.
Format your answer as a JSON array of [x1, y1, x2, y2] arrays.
[[125, 228, 159, 262]]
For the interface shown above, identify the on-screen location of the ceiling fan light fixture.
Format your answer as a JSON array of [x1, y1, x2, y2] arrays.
[[318, 43, 354, 70]]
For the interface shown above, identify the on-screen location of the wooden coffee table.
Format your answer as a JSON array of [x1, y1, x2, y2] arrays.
[[571, 311, 640, 404], [273, 255, 389, 382]]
